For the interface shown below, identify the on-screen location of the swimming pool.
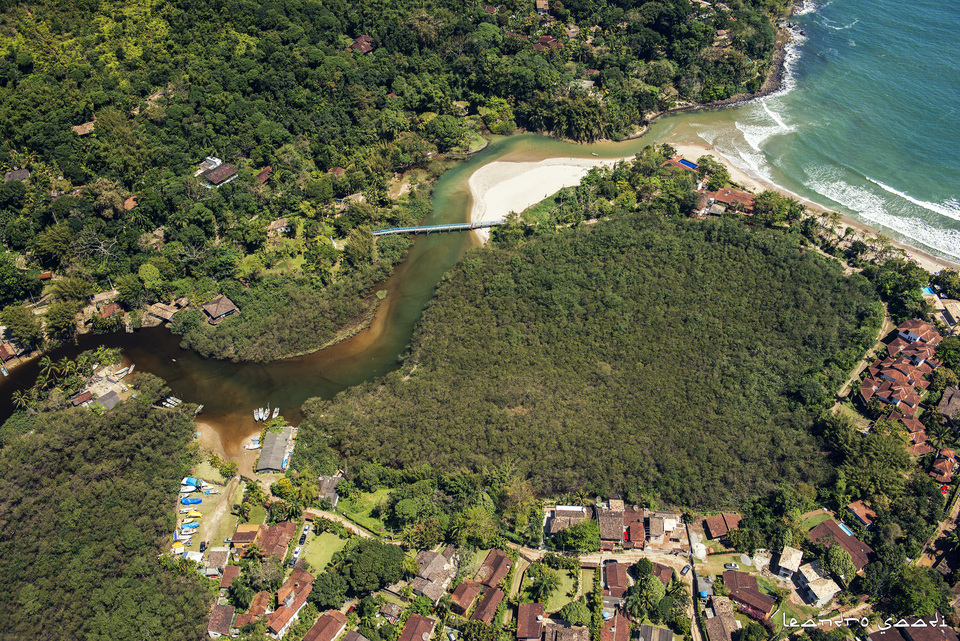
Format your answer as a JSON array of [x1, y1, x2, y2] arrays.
[[838, 522, 855, 537], [923, 286, 936, 296]]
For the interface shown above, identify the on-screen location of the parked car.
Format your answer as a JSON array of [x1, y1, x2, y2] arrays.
[[723, 563, 739, 570], [299, 534, 307, 545], [681, 565, 692, 576], [303, 524, 310, 533], [223, 537, 232, 543], [199, 541, 207, 553]]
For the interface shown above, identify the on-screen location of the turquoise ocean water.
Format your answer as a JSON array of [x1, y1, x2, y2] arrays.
[[664, 0, 960, 263]]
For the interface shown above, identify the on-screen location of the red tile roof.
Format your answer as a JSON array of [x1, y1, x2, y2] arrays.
[[600, 611, 630, 641], [99, 302, 122, 318], [476, 549, 512, 587], [208, 604, 236, 636], [202, 163, 238, 185], [303, 610, 348, 641], [807, 520, 874, 571], [604, 560, 628, 598], [846, 501, 876, 527], [451, 581, 482, 614], [220, 564, 240, 590], [471, 587, 505, 624], [704, 513, 741, 539], [517, 603, 544, 641], [398, 614, 437, 641]]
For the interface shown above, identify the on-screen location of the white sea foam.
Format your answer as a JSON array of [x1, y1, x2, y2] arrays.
[[821, 17, 859, 30], [805, 166, 960, 260], [793, 0, 818, 16], [867, 177, 960, 221]]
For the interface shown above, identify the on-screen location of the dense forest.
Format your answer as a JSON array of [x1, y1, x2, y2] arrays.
[[0, 0, 784, 360], [0, 373, 212, 640], [294, 210, 882, 508]]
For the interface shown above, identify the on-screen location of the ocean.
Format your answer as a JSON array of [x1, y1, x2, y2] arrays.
[[653, 0, 960, 264]]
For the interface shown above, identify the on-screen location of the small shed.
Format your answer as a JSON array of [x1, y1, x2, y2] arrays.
[[202, 296, 240, 325]]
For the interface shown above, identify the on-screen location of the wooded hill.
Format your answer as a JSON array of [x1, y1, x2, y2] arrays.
[[0, 0, 782, 360], [0, 375, 211, 640], [297, 214, 882, 508]]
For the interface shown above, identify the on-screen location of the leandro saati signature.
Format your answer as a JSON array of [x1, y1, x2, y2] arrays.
[[782, 612, 950, 629]]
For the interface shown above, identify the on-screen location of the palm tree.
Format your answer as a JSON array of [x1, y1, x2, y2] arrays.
[[233, 502, 251, 522], [928, 422, 952, 451], [624, 585, 645, 619], [945, 528, 960, 552], [12, 391, 28, 410], [532, 567, 562, 603], [38, 356, 54, 381]]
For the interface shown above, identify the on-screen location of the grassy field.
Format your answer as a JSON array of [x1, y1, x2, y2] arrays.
[[836, 402, 871, 431], [248, 504, 268, 526], [301, 532, 349, 573], [801, 512, 832, 531], [193, 461, 227, 485], [699, 553, 755, 577], [520, 190, 564, 226], [521, 569, 577, 613], [339, 488, 390, 534], [510, 559, 530, 598], [581, 569, 594, 595]]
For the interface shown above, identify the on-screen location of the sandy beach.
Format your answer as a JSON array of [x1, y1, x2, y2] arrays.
[[196, 420, 262, 477], [467, 141, 960, 274], [468, 157, 627, 241]]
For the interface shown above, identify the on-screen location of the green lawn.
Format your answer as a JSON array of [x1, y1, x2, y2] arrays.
[[301, 532, 348, 573], [802, 512, 832, 531], [699, 553, 756, 577], [248, 504, 268, 526], [520, 190, 564, 226], [521, 569, 577, 613], [194, 461, 227, 485], [340, 488, 390, 534], [580, 569, 594, 595]]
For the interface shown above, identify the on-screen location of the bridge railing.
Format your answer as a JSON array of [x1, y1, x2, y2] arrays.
[[371, 221, 505, 236]]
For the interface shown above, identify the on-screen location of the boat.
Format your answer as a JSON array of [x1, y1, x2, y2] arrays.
[[194, 404, 203, 415], [187, 510, 203, 518], [591, 152, 599, 156], [272, 407, 279, 419], [253, 409, 258, 421], [127, 364, 135, 373], [180, 497, 201, 505]]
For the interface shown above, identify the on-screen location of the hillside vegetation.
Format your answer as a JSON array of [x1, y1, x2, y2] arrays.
[[297, 214, 882, 508], [0, 0, 782, 359], [0, 375, 211, 640]]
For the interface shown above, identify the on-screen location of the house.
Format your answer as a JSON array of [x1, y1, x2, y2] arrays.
[[483, 4, 497, 14], [704, 513, 741, 540], [0, 343, 16, 362], [795, 560, 841, 607], [99, 302, 123, 319], [398, 614, 436, 641], [267, 569, 314, 638], [71, 390, 93, 406], [260, 521, 297, 557], [202, 163, 239, 187], [380, 602, 402, 624], [94, 390, 121, 410], [651, 562, 674, 587], [846, 501, 877, 528], [411, 549, 456, 603], [869, 630, 909, 641], [123, 196, 137, 210], [235, 590, 272, 628], [705, 613, 737, 641], [807, 519, 874, 571], [932, 450, 957, 484], [208, 604, 236, 638], [709, 187, 755, 213], [623, 507, 645, 548], [328, 167, 346, 176], [350, 35, 374, 54], [147, 302, 179, 322], [898, 319, 943, 345], [517, 603, 544, 641], [303, 610, 348, 641], [318, 474, 341, 508], [202, 295, 240, 325], [666, 156, 698, 172], [777, 546, 803, 579], [476, 549, 512, 587], [256, 166, 273, 184], [267, 217, 290, 238], [597, 501, 624, 543], [451, 581, 482, 615], [471, 587, 505, 624], [600, 610, 630, 641], [603, 560, 629, 598], [940, 387, 960, 427], [637, 625, 673, 641], [256, 427, 293, 473], [232, 523, 263, 553], [721, 571, 776, 618], [206, 547, 231, 574], [550, 505, 588, 535], [220, 564, 240, 591], [535, 0, 549, 15], [4, 168, 29, 182], [544, 623, 589, 641], [900, 619, 960, 641], [344, 632, 371, 641], [72, 121, 96, 136], [647, 515, 665, 543]]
